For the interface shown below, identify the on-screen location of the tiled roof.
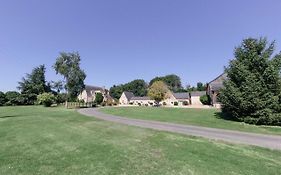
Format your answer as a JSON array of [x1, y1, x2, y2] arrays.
[[131, 96, 150, 101], [190, 91, 206, 97], [85, 85, 104, 91], [123, 91, 135, 100], [172, 92, 190, 99]]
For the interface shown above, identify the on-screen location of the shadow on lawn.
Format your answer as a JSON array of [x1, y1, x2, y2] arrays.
[[0, 115, 25, 119], [214, 112, 239, 122]]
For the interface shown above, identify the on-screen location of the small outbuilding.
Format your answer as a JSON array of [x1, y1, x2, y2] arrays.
[[207, 73, 227, 107], [189, 91, 206, 105]]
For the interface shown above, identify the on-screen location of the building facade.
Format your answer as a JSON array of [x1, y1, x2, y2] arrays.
[[206, 73, 227, 107], [78, 85, 112, 103]]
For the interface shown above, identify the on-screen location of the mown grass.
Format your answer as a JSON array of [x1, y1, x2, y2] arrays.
[[100, 107, 281, 135], [0, 106, 281, 175]]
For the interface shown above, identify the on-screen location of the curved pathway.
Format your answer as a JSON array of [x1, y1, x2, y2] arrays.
[[78, 108, 281, 150]]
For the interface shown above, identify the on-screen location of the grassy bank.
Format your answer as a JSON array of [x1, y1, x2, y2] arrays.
[[0, 106, 280, 175], [100, 107, 281, 135]]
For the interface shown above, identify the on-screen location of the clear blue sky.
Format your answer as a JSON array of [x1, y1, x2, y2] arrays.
[[1, 0, 281, 92]]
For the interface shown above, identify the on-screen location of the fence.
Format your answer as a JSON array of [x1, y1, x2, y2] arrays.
[[62, 102, 95, 109]]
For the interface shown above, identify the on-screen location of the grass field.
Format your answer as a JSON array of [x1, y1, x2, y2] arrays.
[[100, 107, 281, 135], [0, 106, 281, 175]]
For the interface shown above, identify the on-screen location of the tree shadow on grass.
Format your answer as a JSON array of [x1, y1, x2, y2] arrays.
[[214, 112, 239, 122], [0, 115, 25, 119]]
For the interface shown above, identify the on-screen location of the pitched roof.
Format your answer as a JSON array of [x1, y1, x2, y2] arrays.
[[208, 73, 228, 91], [123, 91, 135, 100], [172, 92, 190, 99], [190, 91, 206, 97], [131, 96, 150, 101], [85, 85, 104, 91]]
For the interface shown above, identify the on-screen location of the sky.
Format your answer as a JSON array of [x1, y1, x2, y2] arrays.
[[1, 0, 281, 92]]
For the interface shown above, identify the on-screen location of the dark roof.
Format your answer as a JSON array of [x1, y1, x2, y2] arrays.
[[172, 92, 190, 99], [85, 85, 104, 91], [123, 91, 135, 100], [131, 96, 150, 101], [190, 91, 206, 97], [208, 73, 228, 91], [84, 85, 105, 97]]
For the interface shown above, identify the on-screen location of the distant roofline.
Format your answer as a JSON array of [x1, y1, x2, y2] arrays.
[[208, 72, 227, 84]]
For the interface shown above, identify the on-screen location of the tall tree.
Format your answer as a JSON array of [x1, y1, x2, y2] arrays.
[[109, 85, 124, 99], [196, 82, 207, 91], [53, 52, 86, 100], [148, 81, 169, 104], [0, 91, 7, 106], [219, 38, 281, 126], [51, 80, 64, 93], [110, 79, 147, 99], [123, 79, 148, 97], [18, 65, 50, 104], [149, 74, 182, 92]]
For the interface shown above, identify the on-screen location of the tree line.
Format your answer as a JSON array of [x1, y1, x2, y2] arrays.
[[109, 74, 207, 99], [0, 52, 86, 107]]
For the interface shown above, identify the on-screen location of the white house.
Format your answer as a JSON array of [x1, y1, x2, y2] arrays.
[[162, 92, 190, 106], [189, 91, 206, 105], [78, 85, 112, 103], [119, 91, 135, 105], [119, 91, 190, 106]]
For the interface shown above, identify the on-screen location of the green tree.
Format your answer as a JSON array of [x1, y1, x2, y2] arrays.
[[51, 80, 64, 93], [200, 95, 211, 105], [196, 82, 206, 91], [148, 81, 169, 104], [219, 38, 281, 126], [5, 91, 21, 106], [149, 74, 182, 92], [110, 79, 147, 99], [18, 65, 51, 104], [94, 93, 104, 105], [53, 52, 86, 101], [37, 93, 57, 107], [123, 79, 147, 96], [0, 91, 7, 106], [109, 85, 124, 99]]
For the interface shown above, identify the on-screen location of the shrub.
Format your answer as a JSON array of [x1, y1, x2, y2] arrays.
[[101, 102, 106, 106], [174, 101, 178, 106], [0, 91, 7, 106], [182, 101, 189, 106], [56, 93, 67, 104], [162, 102, 167, 106], [94, 93, 104, 105], [37, 93, 56, 107], [5, 91, 21, 106], [200, 95, 211, 105]]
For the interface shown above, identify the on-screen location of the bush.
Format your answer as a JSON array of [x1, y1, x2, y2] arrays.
[[101, 102, 106, 106], [94, 93, 104, 105], [174, 101, 178, 106], [5, 91, 22, 106], [0, 91, 7, 106], [200, 95, 211, 105], [56, 93, 67, 104], [162, 102, 167, 106], [37, 93, 56, 107], [182, 101, 189, 106]]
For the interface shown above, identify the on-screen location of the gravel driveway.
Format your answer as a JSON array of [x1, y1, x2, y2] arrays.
[[78, 108, 281, 150]]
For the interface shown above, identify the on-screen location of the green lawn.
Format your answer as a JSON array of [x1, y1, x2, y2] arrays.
[[0, 106, 281, 175], [100, 107, 281, 135]]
